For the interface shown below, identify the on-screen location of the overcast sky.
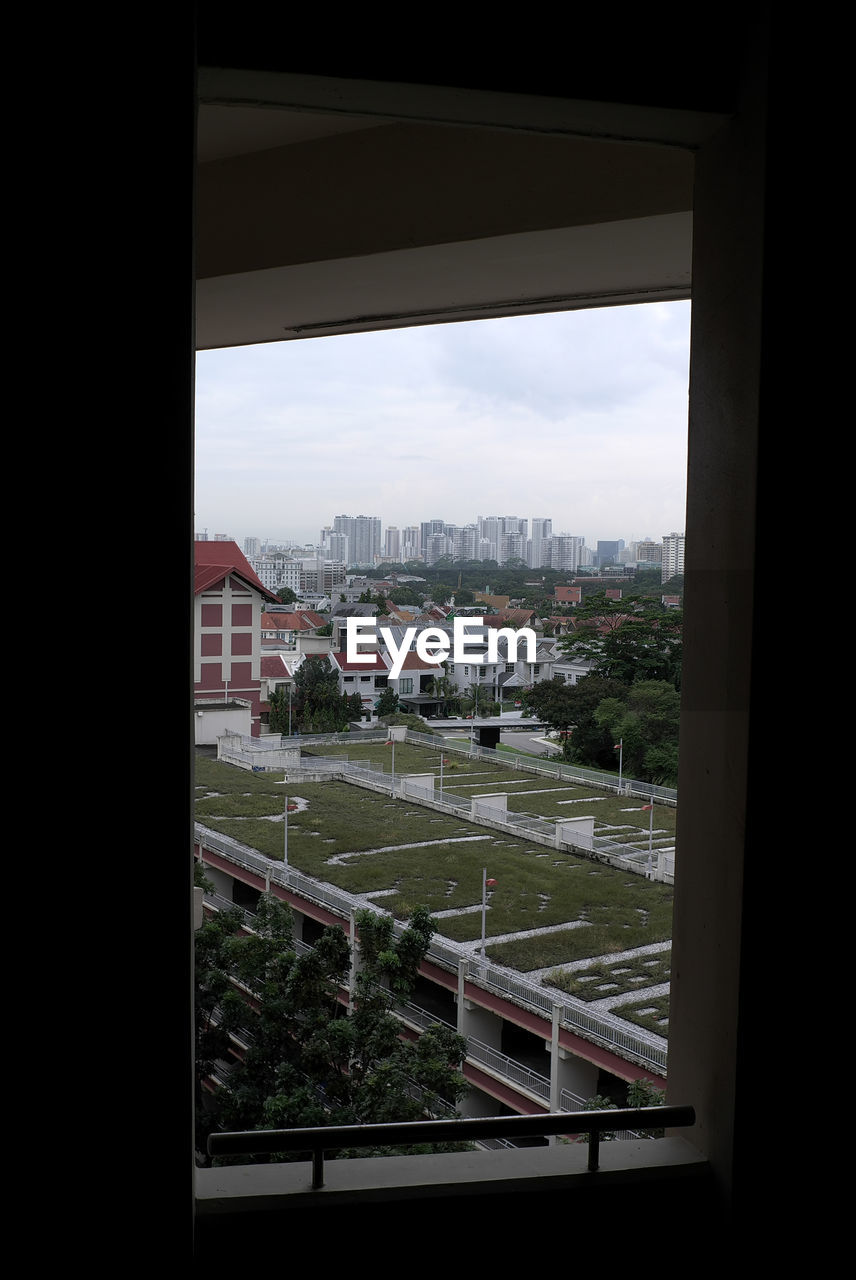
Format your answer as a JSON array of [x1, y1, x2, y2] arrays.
[[194, 301, 690, 551]]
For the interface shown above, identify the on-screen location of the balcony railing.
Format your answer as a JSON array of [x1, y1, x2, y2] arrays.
[[207, 1106, 696, 1185]]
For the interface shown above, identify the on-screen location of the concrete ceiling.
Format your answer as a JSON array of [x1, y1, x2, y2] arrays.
[[195, 72, 717, 350]]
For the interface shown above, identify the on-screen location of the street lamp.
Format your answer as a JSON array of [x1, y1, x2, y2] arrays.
[[614, 739, 624, 795], [386, 736, 395, 796], [642, 801, 654, 878], [283, 774, 289, 867], [470, 669, 480, 753], [480, 869, 497, 960]]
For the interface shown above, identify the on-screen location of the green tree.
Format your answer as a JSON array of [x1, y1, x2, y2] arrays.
[[292, 656, 358, 732], [275, 586, 298, 604], [268, 685, 292, 734], [425, 663, 459, 715], [389, 586, 422, 606], [593, 680, 680, 784], [375, 687, 399, 717], [560, 594, 683, 689], [521, 676, 627, 766], [197, 897, 468, 1163], [626, 1078, 666, 1138]]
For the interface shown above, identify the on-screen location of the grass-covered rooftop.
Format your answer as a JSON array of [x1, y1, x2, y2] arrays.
[[195, 744, 674, 1036]]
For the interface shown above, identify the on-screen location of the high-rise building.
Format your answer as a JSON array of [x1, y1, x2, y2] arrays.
[[383, 526, 401, 561], [419, 519, 446, 560], [529, 518, 552, 568], [550, 534, 584, 572], [636, 539, 663, 567], [401, 527, 420, 561], [596, 539, 623, 567], [333, 515, 382, 567], [661, 532, 686, 582]]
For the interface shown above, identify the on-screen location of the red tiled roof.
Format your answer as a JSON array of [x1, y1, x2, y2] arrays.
[[194, 541, 278, 600], [261, 610, 326, 631], [394, 648, 444, 670], [260, 655, 294, 678], [329, 651, 389, 672]]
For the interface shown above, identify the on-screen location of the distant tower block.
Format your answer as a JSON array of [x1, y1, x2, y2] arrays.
[[555, 816, 596, 850]]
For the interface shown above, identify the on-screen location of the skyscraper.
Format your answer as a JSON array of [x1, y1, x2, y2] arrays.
[[333, 515, 382, 567], [661, 532, 686, 582], [529, 518, 552, 568]]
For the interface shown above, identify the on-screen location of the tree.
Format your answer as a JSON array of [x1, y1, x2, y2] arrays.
[[375, 687, 399, 717], [388, 586, 422, 606], [592, 680, 680, 784], [268, 685, 292, 734], [275, 586, 297, 605], [196, 897, 468, 1163], [560, 594, 683, 689], [425, 662, 459, 715], [292, 656, 358, 732], [521, 675, 627, 766]]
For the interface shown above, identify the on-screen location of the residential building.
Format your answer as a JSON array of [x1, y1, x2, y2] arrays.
[[334, 515, 382, 567], [661, 532, 686, 582], [528, 517, 552, 568], [383, 526, 401, 561], [328, 649, 389, 712], [550, 534, 585, 572], [635, 539, 663, 568], [194, 541, 279, 737]]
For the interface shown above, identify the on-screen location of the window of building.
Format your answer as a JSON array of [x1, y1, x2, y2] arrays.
[[399, 678, 413, 694], [189, 57, 776, 1221]]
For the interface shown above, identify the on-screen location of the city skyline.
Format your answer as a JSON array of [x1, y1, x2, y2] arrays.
[[195, 302, 690, 548]]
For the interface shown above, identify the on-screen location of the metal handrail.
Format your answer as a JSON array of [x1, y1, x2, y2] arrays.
[[208, 1105, 695, 1184]]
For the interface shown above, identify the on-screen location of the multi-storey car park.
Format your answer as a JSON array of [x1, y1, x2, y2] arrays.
[[195, 729, 677, 1135]]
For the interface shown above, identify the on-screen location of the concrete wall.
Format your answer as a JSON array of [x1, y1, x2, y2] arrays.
[[194, 706, 252, 744]]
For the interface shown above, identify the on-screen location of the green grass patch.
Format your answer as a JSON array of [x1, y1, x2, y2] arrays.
[[544, 952, 671, 999], [194, 755, 674, 975], [612, 996, 671, 1038]]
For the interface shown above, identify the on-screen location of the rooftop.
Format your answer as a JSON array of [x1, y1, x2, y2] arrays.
[[194, 740, 674, 1045]]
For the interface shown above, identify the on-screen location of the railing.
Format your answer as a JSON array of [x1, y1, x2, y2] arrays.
[[208, 1105, 696, 1184], [404, 729, 677, 804], [269, 753, 669, 880], [196, 826, 668, 1073], [218, 727, 676, 804], [466, 1038, 551, 1101], [203, 892, 666, 1118]]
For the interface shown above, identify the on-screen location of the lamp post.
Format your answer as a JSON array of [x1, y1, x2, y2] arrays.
[[480, 869, 497, 960], [643, 801, 654, 877], [283, 776, 289, 867], [470, 669, 480, 753], [614, 739, 623, 795], [386, 736, 395, 797]]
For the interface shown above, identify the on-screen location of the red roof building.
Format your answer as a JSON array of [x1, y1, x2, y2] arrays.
[[194, 541, 279, 737]]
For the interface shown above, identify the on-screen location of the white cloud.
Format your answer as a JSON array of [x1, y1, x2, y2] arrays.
[[194, 301, 690, 546]]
